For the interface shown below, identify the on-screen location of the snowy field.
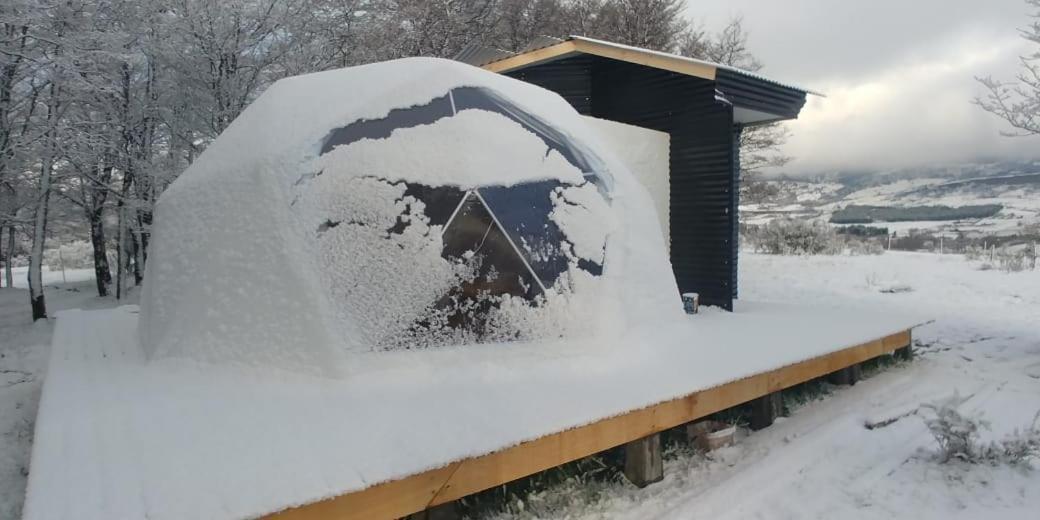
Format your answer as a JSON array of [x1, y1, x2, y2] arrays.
[[487, 251, 1040, 519], [741, 173, 1040, 235], [1, 253, 1038, 519]]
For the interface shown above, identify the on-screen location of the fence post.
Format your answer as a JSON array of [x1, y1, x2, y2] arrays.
[[58, 245, 67, 284]]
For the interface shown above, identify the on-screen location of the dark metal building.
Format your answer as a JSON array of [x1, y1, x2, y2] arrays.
[[464, 36, 814, 310]]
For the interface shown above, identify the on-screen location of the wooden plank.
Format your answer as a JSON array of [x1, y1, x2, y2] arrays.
[[483, 41, 580, 73], [263, 329, 912, 520], [264, 463, 461, 520], [570, 39, 717, 80], [482, 39, 717, 81]]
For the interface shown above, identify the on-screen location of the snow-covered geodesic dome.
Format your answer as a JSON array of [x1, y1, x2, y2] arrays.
[[140, 57, 681, 375]]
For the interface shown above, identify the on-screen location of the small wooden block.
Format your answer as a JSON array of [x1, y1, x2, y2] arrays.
[[750, 391, 782, 431], [623, 433, 663, 488]]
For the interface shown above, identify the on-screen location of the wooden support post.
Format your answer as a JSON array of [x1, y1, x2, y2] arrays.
[[827, 364, 862, 386], [623, 433, 663, 488], [894, 344, 913, 361], [405, 502, 459, 520], [750, 391, 782, 430]]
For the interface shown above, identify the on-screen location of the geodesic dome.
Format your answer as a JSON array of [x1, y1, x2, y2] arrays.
[[140, 57, 680, 375]]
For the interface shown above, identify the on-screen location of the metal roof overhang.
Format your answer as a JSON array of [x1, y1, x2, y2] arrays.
[[481, 36, 817, 125]]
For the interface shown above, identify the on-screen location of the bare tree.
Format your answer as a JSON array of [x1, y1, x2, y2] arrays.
[[559, 0, 687, 51], [495, 0, 566, 52], [678, 16, 761, 71], [371, 0, 500, 59], [976, 0, 1040, 136], [601, 0, 687, 50]]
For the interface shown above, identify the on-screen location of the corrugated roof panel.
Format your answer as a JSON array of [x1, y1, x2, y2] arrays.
[[567, 36, 823, 96]]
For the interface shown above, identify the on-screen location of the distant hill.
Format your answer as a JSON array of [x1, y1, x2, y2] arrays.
[[743, 161, 1040, 238]]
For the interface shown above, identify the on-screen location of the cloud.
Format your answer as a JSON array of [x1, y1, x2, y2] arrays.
[[783, 34, 1037, 173], [685, 0, 1040, 173]]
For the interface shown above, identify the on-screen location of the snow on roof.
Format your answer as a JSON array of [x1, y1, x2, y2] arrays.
[[139, 57, 681, 375]]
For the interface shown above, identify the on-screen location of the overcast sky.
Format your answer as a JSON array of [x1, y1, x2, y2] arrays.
[[685, 0, 1040, 174]]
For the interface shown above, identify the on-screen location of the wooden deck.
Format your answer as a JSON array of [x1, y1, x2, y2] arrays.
[[265, 329, 912, 520]]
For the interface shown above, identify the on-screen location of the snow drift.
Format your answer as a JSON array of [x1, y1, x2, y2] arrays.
[[140, 57, 681, 374]]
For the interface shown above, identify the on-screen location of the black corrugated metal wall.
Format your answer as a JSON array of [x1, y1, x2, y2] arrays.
[[507, 56, 739, 310]]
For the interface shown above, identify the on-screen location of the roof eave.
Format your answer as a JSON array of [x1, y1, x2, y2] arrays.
[[483, 38, 717, 81], [482, 36, 823, 98]]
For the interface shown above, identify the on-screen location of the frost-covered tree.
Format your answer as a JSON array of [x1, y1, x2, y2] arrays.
[[0, 2, 42, 291], [157, 0, 322, 138], [596, 0, 687, 51], [549, 0, 688, 52], [976, 0, 1040, 136], [494, 0, 567, 52], [372, 0, 500, 59]]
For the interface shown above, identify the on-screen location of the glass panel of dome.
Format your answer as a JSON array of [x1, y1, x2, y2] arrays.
[[440, 193, 543, 301], [450, 86, 614, 193], [320, 92, 454, 154], [399, 183, 467, 229], [477, 181, 571, 288]]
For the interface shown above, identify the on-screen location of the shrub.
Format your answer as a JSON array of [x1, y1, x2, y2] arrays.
[[845, 237, 884, 256], [42, 240, 96, 270], [920, 395, 1040, 466], [748, 218, 842, 255], [921, 394, 987, 463], [994, 246, 1035, 273], [963, 245, 985, 261]]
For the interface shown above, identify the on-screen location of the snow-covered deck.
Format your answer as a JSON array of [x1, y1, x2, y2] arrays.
[[23, 302, 922, 520]]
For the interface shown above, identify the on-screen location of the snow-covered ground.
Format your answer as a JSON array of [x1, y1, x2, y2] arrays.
[[1, 253, 1038, 519], [484, 251, 1040, 520], [0, 268, 135, 520]]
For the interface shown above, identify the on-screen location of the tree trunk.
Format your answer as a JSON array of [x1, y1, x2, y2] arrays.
[[116, 205, 125, 299], [131, 221, 144, 285], [29, 159, 53, 321], [89, 205, 111, 297], [5, 225, 13, 289], [0, 224, 4, 288]]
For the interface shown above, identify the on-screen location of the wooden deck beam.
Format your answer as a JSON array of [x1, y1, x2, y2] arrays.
[[264, 329, 912, 520]]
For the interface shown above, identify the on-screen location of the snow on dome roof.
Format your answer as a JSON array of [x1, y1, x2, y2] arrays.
[[140, 57, 682, 375]]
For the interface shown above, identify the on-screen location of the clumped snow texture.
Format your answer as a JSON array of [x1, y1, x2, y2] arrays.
[[139, 57, 680, 372], [550, 183, 615, 266]]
